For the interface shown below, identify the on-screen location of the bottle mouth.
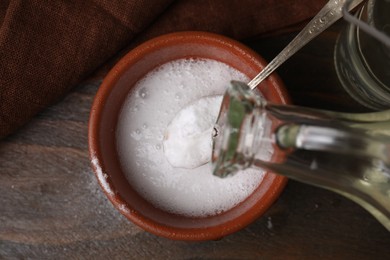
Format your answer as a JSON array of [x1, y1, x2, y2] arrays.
[[212, 81, 265, 178]]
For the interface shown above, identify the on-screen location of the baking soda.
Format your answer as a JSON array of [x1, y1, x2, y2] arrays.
[[163, 95, 223, 169], [116, 58, 269, 217]]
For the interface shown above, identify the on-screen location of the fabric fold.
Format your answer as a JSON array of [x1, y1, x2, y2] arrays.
[[0, 0, 327, 139]]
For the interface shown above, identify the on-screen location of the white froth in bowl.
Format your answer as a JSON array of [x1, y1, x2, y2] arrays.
[[163, 95, 223, 169], [116, 58, 271, 217]]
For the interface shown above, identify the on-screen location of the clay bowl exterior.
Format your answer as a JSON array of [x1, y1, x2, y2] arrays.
[[88, 31, 290, 241]]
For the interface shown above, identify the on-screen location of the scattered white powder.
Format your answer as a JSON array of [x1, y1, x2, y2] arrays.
[[116, 58, 268, 217], [91, 155, 114, 196], [267, 216, 273, 230], [163, 95, 223, 169]]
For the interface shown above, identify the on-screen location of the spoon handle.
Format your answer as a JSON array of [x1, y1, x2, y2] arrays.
[[248, 0, 364, 89]]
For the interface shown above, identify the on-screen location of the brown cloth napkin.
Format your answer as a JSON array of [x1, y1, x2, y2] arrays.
[[0, 0, 327, 139]]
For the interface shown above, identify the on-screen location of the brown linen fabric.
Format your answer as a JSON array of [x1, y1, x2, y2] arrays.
[[0, 0, 327, 139]]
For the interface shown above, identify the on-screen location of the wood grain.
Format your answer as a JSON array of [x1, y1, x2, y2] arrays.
[[1, 21, 389, 259]]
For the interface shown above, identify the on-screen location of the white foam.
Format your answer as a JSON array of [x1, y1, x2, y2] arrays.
[[163, 95, 223, 169], [116, 58, 270, 217]]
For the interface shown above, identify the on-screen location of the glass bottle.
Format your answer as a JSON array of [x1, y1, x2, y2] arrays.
[[212, 81, 390, 231], [334, 0, 390, 110]]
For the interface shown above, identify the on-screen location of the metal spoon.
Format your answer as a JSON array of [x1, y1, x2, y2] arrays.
[[248, 0, 365, 89]]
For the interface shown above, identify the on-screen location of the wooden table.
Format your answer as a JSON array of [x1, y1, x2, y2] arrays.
[[1, 21, 390, 259]]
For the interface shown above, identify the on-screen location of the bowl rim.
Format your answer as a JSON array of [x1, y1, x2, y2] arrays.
[[88, 31, 290, 241]]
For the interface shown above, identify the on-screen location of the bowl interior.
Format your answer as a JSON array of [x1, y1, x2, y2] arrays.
[[89, 32, 289, 240]]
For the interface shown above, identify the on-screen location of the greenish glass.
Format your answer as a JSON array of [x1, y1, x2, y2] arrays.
[[334, 0, 390, 109], [212, 81, 390, 231]]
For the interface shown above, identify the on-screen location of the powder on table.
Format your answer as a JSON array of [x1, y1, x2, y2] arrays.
[[116, 58, 272, 217]]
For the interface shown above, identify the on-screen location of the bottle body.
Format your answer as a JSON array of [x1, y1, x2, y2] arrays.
[[212, 81, 390, 231]]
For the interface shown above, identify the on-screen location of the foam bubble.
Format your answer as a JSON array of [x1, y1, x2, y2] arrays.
[[117, 58, 270, 217]]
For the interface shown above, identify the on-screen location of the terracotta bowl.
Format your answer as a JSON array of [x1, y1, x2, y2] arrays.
[[88, 31, 290, 241]]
